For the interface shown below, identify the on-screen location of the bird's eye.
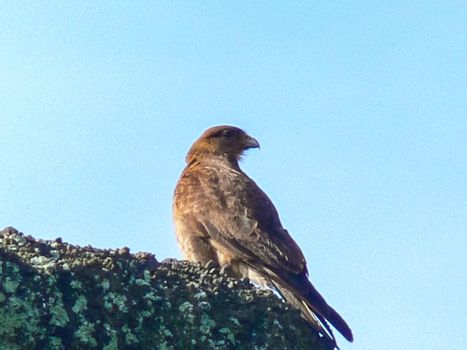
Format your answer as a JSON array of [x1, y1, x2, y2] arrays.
[[209, 128, 236, 139], [222, 129, 233, 137]]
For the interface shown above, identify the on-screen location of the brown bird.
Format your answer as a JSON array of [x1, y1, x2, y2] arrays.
[[172, 125, 353, 347]]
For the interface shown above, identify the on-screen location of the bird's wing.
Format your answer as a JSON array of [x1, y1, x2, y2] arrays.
[[184, 163, 353, 345], [193, 164, 307, 276]]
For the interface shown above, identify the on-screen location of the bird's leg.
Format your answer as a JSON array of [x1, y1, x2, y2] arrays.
[[219, 264, 234, 276], [204, 259, 219, 270]]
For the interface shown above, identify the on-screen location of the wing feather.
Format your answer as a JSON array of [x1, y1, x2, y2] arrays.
[[192, 162, 306, 276]]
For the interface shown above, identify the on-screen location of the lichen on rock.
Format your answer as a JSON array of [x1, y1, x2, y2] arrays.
[[0, 227, 333, 350]]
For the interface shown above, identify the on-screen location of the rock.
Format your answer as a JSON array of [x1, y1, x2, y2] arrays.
[[0, 227, 332, 350]]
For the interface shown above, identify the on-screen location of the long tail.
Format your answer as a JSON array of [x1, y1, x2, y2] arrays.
[[269, 277, 353, 345], [304, 282, 353, 342]]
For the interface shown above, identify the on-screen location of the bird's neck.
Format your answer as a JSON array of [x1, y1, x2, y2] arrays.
[[187, 152, 241, 170]]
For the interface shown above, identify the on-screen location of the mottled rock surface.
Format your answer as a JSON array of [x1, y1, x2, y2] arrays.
[[0, 227, 332, 350]]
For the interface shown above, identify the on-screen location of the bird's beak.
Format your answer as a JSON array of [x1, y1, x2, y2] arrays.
[[244, 135, 260, 149]]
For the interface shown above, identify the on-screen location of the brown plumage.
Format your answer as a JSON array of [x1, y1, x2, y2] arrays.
[[172, 125, 353, 347]]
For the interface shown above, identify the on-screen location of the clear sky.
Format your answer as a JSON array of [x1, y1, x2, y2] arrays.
[[1, 2, 465, 349]]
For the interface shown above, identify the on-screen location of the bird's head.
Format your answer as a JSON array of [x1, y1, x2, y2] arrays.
[[186, 125, 260, 164]]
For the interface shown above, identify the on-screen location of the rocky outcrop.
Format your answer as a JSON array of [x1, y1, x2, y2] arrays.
[[0, 227, 332, 349]]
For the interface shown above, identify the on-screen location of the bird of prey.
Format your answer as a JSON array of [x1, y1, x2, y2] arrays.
[[172, 125, 353, 346]]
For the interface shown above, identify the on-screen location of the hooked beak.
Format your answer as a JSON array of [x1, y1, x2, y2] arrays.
[[244, 135, 260, 150]]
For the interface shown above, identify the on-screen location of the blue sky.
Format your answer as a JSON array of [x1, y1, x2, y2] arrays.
[[1, 2, 465, 349]]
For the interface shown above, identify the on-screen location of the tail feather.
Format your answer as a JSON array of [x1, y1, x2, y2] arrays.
[[323, 304, 353, 342], [269, 279, 338, 347], [268, 274, 353, 344], [256, 267, 353, 346], [305, 284, 353, 342]]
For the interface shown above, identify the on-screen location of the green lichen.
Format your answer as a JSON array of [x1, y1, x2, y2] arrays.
[[143, 291, 161, 301], [104, 292, 128, 312], [179, 301, 194, 313], [72, 295, 87, 313], [102, 324, 118, 350], [122, 324, 138, 345], [135, 270, 152, 286], [101, 278, 110, 291], [30, 256, 55, 271], [75, 321, 97, 347], [200, 313, 216, 334], [102, 336, 118, 350], [158, 342, 174, 350], [3, 277, 20, 293], [45, 336, 63, 350], [49, 250, 60, 260], [0, 276, 41, 349], [49, 302, 70, 327], [229, 317, 240, 326], [220, 327, 237, 344], [70, 280, 82, 289]]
